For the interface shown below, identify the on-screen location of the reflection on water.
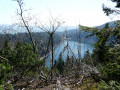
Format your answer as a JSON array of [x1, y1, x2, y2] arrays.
[[46, 41, 94, 67]]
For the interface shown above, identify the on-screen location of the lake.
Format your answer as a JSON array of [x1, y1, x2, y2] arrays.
[[46, 41, 94, 67]]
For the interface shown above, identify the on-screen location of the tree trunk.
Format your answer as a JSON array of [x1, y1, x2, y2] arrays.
[[51, 35, 54, 82]]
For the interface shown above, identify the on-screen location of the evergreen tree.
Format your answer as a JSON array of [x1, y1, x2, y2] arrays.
[[0, 58, 11, 85], [103, 0, 120, 16], [79, 22, 120, 84], [56, 53, 64, 74], [0, 40, 12, 58], [14, 43, 40, 74]]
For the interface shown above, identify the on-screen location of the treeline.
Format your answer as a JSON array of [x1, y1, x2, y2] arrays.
[[65, 29, 97, 43], [0, 32, 62, 56]]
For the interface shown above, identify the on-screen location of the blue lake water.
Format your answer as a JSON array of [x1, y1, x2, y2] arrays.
[[46, 41, 94, 67]]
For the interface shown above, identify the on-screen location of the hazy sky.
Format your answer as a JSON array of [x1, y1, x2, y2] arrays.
[[0, 0, 119, 27]]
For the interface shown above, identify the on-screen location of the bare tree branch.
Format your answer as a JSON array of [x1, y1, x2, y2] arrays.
[[14, 0, 36, 53]]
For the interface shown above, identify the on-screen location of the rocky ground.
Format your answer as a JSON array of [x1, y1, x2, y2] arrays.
[[13, 76, 97, 90]]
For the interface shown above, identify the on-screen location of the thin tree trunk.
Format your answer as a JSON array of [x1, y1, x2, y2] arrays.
[[17, 1, 36, 53], [51, 35, 54, 81], [21, 16, 36, 53]]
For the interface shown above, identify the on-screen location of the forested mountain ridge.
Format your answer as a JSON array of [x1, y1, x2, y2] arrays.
[[95, 20, 119, 28], [0, 20, 118, 44]]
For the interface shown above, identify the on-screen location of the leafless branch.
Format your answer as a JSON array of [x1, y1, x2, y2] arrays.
[[14, 0, 36, 53]]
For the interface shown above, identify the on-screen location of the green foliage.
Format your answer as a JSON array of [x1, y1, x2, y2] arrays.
[[108, 44, 120, 64], [79, 22, 120, 89], [79, 23, 112, 64], [0, 40, 14, 60], [54, 53, 64, 74], [0, 41, 45, 88], [98, 80, 111, 90], [0, 41, 13, 89], [89, 23, 110, 64], [10, 42, 44, 82], [0, 85, 4, 90], [79, 25, 98, 32], [14, 43, 39, 71], [57, 54, 64, 74], [98, 80, 120, 90], [0, 58, 12, 85], [100, 44, 120, 82], [103, 63, 120, 81], [6, 83, 14, 90], [44, 67, 49, 75], [82, 50, 91, 64]]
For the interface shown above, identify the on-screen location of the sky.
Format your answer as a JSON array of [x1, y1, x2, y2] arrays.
[[0, 0, 119, 27]]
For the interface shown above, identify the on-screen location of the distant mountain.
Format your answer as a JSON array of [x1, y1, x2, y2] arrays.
[[95, 20, 120, 29], [0, 20, 119, 44], [64, 20, 120, 43], [0, 20, 119, 34], [0, 24, 77, 34]]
